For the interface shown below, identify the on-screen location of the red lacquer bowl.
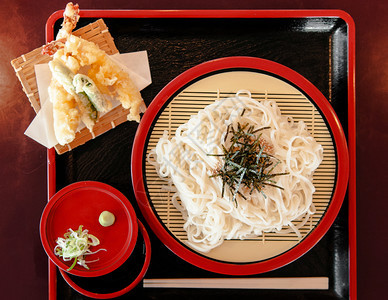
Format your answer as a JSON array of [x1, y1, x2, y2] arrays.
[[40, 181, 138, 277], [132, 56, 349, 275]]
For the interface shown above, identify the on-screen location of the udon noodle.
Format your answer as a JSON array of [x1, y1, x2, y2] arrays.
[[148, 91, 323, 252]]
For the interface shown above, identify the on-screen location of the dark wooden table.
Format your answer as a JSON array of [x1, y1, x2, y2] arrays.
[[1, 1, 385, 299]]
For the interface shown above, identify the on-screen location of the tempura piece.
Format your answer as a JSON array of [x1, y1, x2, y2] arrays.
[[42, 40, 66, 57], [64, 35, 144, 122], [41, 2, 79, 56], [53, 48, 80, 73], [89, 60, 145, 122], [48, 59, 75, 94], [49, 59, 98, 131], [48, 79, 80, 145], [56, 2, 80, 40], [73, 92, 98, 131], [73, 74, 111, 113]]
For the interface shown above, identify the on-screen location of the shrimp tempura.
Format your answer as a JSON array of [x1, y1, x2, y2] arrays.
[[41, 2, 79, 56], [57, 2, 80, 39]]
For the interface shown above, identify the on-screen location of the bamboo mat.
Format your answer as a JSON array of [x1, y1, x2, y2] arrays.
[[145, 89, 336, 262]]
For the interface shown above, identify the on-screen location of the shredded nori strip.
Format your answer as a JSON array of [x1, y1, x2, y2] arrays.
[[209, 122, 288, 206]]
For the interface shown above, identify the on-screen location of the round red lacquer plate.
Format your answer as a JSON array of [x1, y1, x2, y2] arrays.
[[132, 56, 349, 275], [40, 181, 138, 277]]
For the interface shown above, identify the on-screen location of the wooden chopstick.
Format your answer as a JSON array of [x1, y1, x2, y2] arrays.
[[143, 277, 329, 289]]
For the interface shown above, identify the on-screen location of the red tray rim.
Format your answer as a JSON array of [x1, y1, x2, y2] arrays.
[[46, 9, 356, 300]]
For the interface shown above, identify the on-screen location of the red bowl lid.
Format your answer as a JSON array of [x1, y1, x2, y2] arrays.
[[40, 181, 138, 277]]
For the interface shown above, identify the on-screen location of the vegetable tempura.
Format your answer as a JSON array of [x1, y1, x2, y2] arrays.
[[42, 2, 145, 146]]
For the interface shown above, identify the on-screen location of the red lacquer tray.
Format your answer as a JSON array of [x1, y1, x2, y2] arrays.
[[45, 9, 356, 300]]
